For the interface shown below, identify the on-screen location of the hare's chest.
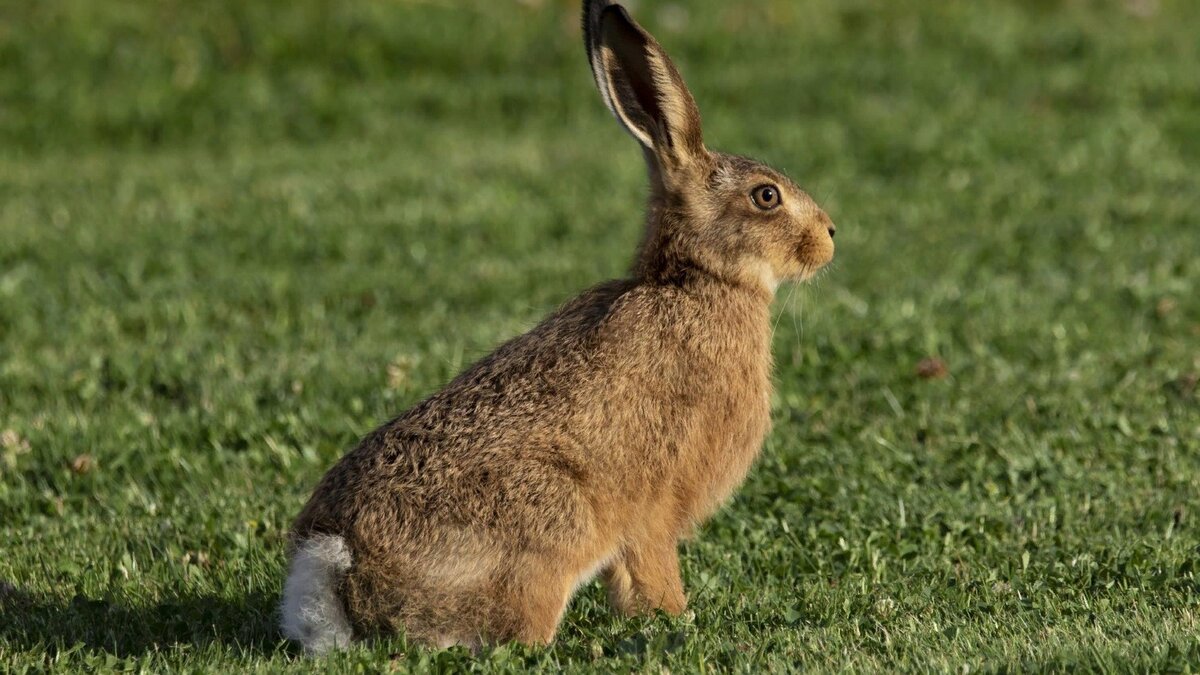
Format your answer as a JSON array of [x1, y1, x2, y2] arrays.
[[721, 375, 773, 468], [682, 362, 772, 522]]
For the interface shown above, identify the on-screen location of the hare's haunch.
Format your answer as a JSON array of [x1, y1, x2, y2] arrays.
[[282, 0, 835, 653]]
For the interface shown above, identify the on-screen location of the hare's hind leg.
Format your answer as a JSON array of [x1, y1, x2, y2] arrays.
[[500, 565, 575, 645], [489, 550, 615, 646]]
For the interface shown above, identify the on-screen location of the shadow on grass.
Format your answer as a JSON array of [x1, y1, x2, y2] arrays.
[[0, 581, 285, 658]]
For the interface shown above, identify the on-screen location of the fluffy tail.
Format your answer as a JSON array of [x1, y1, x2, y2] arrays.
[[280, 535, 353, 654]]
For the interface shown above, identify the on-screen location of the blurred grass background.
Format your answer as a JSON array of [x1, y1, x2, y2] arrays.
[[1, 0, 1198, 671]]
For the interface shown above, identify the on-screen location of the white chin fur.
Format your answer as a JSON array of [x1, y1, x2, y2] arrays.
[[280, 535, 353, 655], [748, 260, 780, 294]]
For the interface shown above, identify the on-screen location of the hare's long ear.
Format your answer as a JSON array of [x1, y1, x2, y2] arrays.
[[583, 0, 706, 171]]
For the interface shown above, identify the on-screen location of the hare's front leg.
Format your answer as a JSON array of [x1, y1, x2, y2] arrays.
[[603, 539, 687, 616]]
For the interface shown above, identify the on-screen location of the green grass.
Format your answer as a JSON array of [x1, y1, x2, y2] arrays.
[[2, 0, 1199, 671]]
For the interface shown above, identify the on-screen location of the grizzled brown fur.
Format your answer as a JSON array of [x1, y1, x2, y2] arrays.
[[289, 0, 836, 648]]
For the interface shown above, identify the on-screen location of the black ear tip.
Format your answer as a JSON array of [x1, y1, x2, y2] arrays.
[[584, 0, 620, 14], [584, 1, 626, 56], [583, 0, 606, 24], [604, 3, 634, 24], [583, 0, 623, 34], [596, 3, 643, 42]]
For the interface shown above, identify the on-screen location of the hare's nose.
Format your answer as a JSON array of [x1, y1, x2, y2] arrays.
[[827, 225, 836, 239]]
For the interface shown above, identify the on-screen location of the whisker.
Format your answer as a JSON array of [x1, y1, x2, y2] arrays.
[[796, 265, 811, 349], [792, 277, 804, 349], [774, 265, 799, 358], [771, 282, 789, 341]]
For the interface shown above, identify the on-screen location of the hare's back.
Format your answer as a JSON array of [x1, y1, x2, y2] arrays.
[[292, 280, 652, 544]]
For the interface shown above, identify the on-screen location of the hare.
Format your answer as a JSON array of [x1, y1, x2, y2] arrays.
[[281, 0, 835, 654]]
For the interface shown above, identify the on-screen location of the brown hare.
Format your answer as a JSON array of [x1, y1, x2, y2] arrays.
[[281, 0, 836, 654]]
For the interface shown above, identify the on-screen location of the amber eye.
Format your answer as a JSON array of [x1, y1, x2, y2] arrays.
[[750, 184, 781, 210]]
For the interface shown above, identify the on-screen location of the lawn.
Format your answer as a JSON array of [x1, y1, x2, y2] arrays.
[[2, 0, 1199, 671]]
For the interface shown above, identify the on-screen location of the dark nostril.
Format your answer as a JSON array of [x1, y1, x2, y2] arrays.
[[828, 226, 836, 239]]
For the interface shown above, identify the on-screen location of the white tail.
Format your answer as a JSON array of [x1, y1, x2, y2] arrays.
[[280, 535, 353, 654]]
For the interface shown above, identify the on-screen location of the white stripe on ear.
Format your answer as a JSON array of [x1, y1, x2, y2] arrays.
[[588, 46, 616, 127], [584, 1, 618, 128], [600, 47, 656, 149]]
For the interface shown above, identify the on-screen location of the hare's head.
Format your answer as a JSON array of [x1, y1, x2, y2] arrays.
[[583, 1, 835, 294]]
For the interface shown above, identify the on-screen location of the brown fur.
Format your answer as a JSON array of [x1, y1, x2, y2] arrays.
[[288, 0, 835, 648]]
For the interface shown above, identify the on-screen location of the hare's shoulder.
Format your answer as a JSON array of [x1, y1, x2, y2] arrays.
[[445, 278, 647, 383]]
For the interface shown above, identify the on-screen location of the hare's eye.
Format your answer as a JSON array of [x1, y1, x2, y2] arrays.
[[751, 184, 781, 210]]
